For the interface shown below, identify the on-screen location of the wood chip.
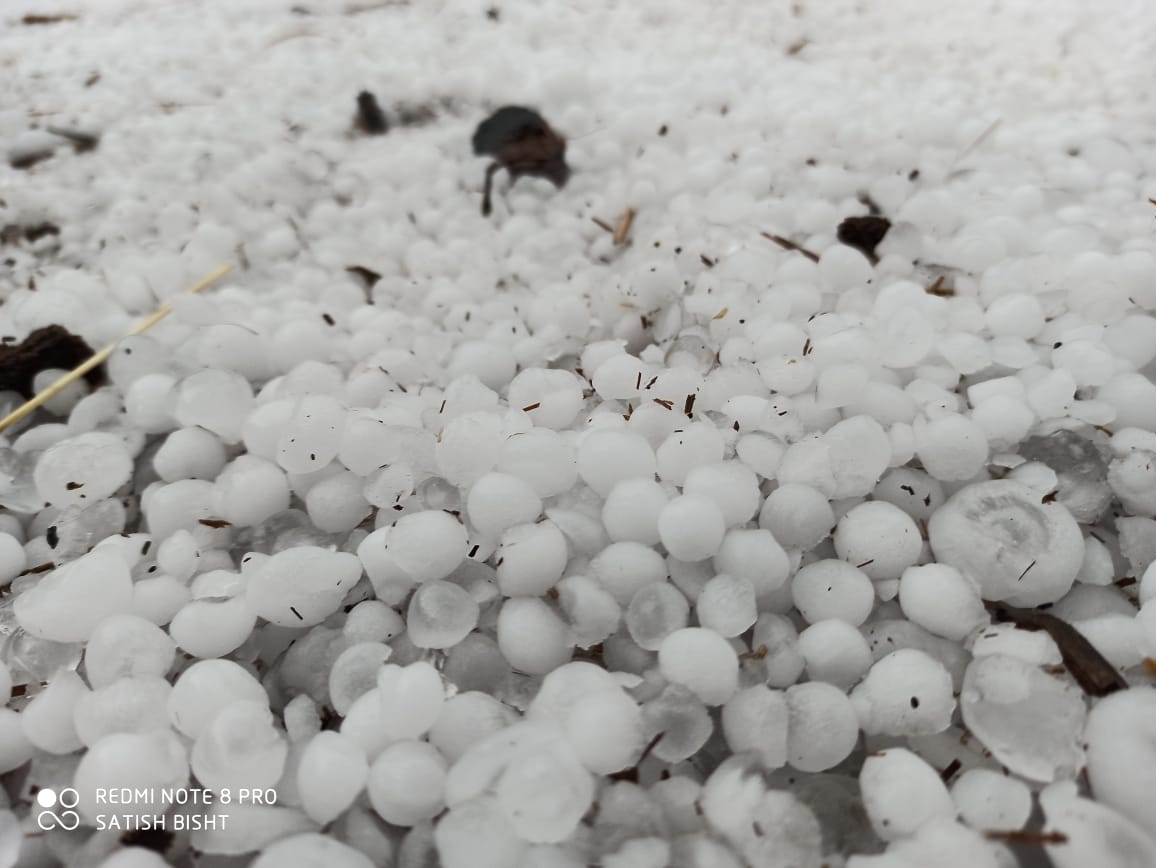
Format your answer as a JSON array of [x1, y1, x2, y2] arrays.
[[760, 230, 819, 262], [612, 208, 636, 246], [198, 518, 233, 529]]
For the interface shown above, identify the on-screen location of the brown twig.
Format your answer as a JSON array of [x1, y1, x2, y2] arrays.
[[983, 829, 1068, 845], [759, 231, 819, 263], [613, 208, 636, 246]]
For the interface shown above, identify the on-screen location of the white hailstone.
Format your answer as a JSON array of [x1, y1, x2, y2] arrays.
[[626, 583, 691, 650], [928, 479, 1084, 605], [73, 730, 189, 823], [283, 695, 321, 744], [590, 541, 668, 605], [603, 839, 670, 868], [1084, 687, 1156, 834], [547, 507, 609, 557], [0, 708, 33, 774], [683, 462, 761, 526], [174, 369, 254, 443], [899, 564, 988, 641], [1108, 450, 1156, 515], [343, 600, 404, 643], [602, 479, 670, 544], [84, 614, 175, 687], [0, 534, 26, 587], [557, 575, 621, 648], [430, 693, 518, 764], [658, 628, 739, 706], [833, 500, 922, 581], [0, 661, 9, 705], [368, 740, 447, 826], [820, 245, 873, 290], [153, 427, 227, 482], [1039, 782, 1156, 868], [276, 395, 346, 474], [758, 353, 817, 395], [951, 768, 1032, 831], [132, 576, 192, 625], [34, 431, 132, 507], [436, 411, 505, 487], [124, 373, 177, 432], [860, 748, 955, 841], [1026, 369, 1078, 420], [407, 581, 480, 649], [797, 620, 873, 689], [245, 547, 362, 627], [564, 687, 646, 775], [328, 643, 392, 715], [390, 510, 469, 581], [696, 575, 757, 637], [305, 471, 371, 533], [592, 353, 649, 400], [98, 849, 170, 868], [357, 528, 415, 604], [577, 430, 657, 497], [506, 369, 585, 430], [816, 363, 870, 409], [22, 669, 87, 753], [985, 294, 1044, 338], [495, 428, 578, 498], [497, 598, 571, 675], [436, 796, 528, 868], [825, 415, 893, 498], [167, 659, 268, 739], [495, 741, 595, 843], [650, 776, 705, 835], [1098, 373, 1156, 431], [872, 467, 945, 520], [735, 433, 786, 479], [171, 596, 257, 659], [14, 547, 133, 642], [377, 661, 445, 739], [759, 484, 835, 549], [341, 688, 393, 761], [447, 341, 518, 391], [468, 473, 544, 539], [144, 479, 216, 541], [656, 423, 725, 486], [250, 833, 374, 868], [658, 496, 726, 562], [496, 521, 569, 597], [156, 529, 200, 580], [753, 614, 806, 688], [791, 560, 875, 626], [713, 529, 791, 605], [297, 731, 369, 826], [720, 686, 789, 769], [960, 654, 1086, 783], [191, 700, 288, 792], [784, 682, 859, 772], [851, 649, 955, 736], [913, 414, 990, 482]]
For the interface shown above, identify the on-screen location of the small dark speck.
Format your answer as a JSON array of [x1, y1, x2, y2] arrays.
[[910, 697, 920, 708], [310, 453, 316, 461], [658, 124, 668, 136], [290, 606, 304, 621], [322, 313, 335, 326], [142, 540, 152, 555], [46, 526, 58, 548], [908, 169, 920, 180], [923, 495, 932, 506], [485, 6, 499, 19], [66, 481, 83, 490]]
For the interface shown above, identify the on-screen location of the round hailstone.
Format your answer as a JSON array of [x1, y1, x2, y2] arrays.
[[658, 628, 739, 706], [824, 415, 892, 498], [564, 687, 646, 775], [589, 541, 667, 606], [497, 598, 572, 675], [753, 614, 806, 689], [328, 643, 392, 715], [0, 533, 26, 588], [696, 575, 757, 637], [506, 369, 585, 430], [447, 341, 518, 392], [153, 426, 228, 482], [170, 596, 257, 659], [368, 740, 447, 826], [84, 614, 175, 687], [759, 484, 835, 549], [720, 686, 789, 770], [833, 501, 922, 581], [0, 709, 34, 774], [850, 649, 955, 736], [951, 768, 1032, 831], [430, 693, 517, 764], [174, 369, 254, 443], [245, 546, 362, 627], [576, 430, 657, 497], [873, 467, 945, 520], [791, 560, 874, 626], [860, 748, 955, 841], [626, 583, 691, 650], [388, 510, 469, 582], [250, 833, 375, 868], [495, 428, 578, 498], [437, 796, 527, 868], [1039, 782, 1156, 868], [14, 547, 133, 643], [495, 743, 595, 843], [407, 581, 480, 649], [22, 669, 86, 754], [658, 496, 726, 562], [191, 700, 288, 792], [467, 473, 543, 539], [592, 353, 649, 400], [305, 471, 371, 533], [601, 479, 670, 545], [73, 730, 188, 823], [377, 661, 445, 739], [784, 682, 859, 773], [495, 521, 568, 597], [276, 395, 346, 474], [1084, 687, 1156, 834], [683, 462, 761, 526], [713, 529, 791, 605], [132, 576, 191, 625], [913, 414, 990, 482], [797, 620, 873, 689], [960, 653, 1086, 783], [297, 731, 369, 826], [928, 479, 1084, 605], [125, 373, 178, 433], [167, 659, 268, 739], [557, 576, 621, 649], [34, 431, 132, 507], [74, 676, 171, 746], [655, 423, 726, 486], [898, 563, 988, 641], [342, 600, 404, 644], [144, 479, 215, 541], [156, 529, 200, 580], [985, 293, 1044, 338]]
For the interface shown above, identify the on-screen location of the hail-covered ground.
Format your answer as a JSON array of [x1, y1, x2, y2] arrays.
[[2, 0, 1156, 865]]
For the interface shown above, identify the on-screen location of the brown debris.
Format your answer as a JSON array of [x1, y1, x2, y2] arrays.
[[197, 518, 233, 529], [926, 275, 956, 297], [760, 230, 819, 263], [22, 13, 79, 25], [0, 325, 101, 398], [354, 91, 389, 135], [836, 214, 890, 261], [983, 829, 1068, 846], [613, 208, 636, 246]]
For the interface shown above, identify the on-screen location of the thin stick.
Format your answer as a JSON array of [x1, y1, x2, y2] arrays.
[[0, 264, 232, 433], [760, 231, 819, 263], [613, 208, 635, 246]]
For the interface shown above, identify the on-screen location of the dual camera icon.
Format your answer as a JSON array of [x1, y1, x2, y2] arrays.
[[35, 788, 81, 831]]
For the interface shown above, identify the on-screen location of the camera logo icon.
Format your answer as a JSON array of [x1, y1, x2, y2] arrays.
[[35, 788, 81, 831]]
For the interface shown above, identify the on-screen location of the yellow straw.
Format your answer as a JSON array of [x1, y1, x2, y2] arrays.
[[0, 263, 232, 434]]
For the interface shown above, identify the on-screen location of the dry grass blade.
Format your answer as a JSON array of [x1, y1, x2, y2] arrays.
[[613, 208, 636, 246]]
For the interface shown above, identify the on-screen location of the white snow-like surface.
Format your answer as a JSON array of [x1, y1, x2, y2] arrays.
[[2, 0, 1156, 864]]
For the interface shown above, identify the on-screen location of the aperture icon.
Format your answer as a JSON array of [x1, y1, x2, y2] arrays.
[[36, 788, 81, 831]]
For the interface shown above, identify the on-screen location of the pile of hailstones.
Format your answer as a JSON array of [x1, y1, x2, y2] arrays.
[[2, 313, 1156, 868]]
